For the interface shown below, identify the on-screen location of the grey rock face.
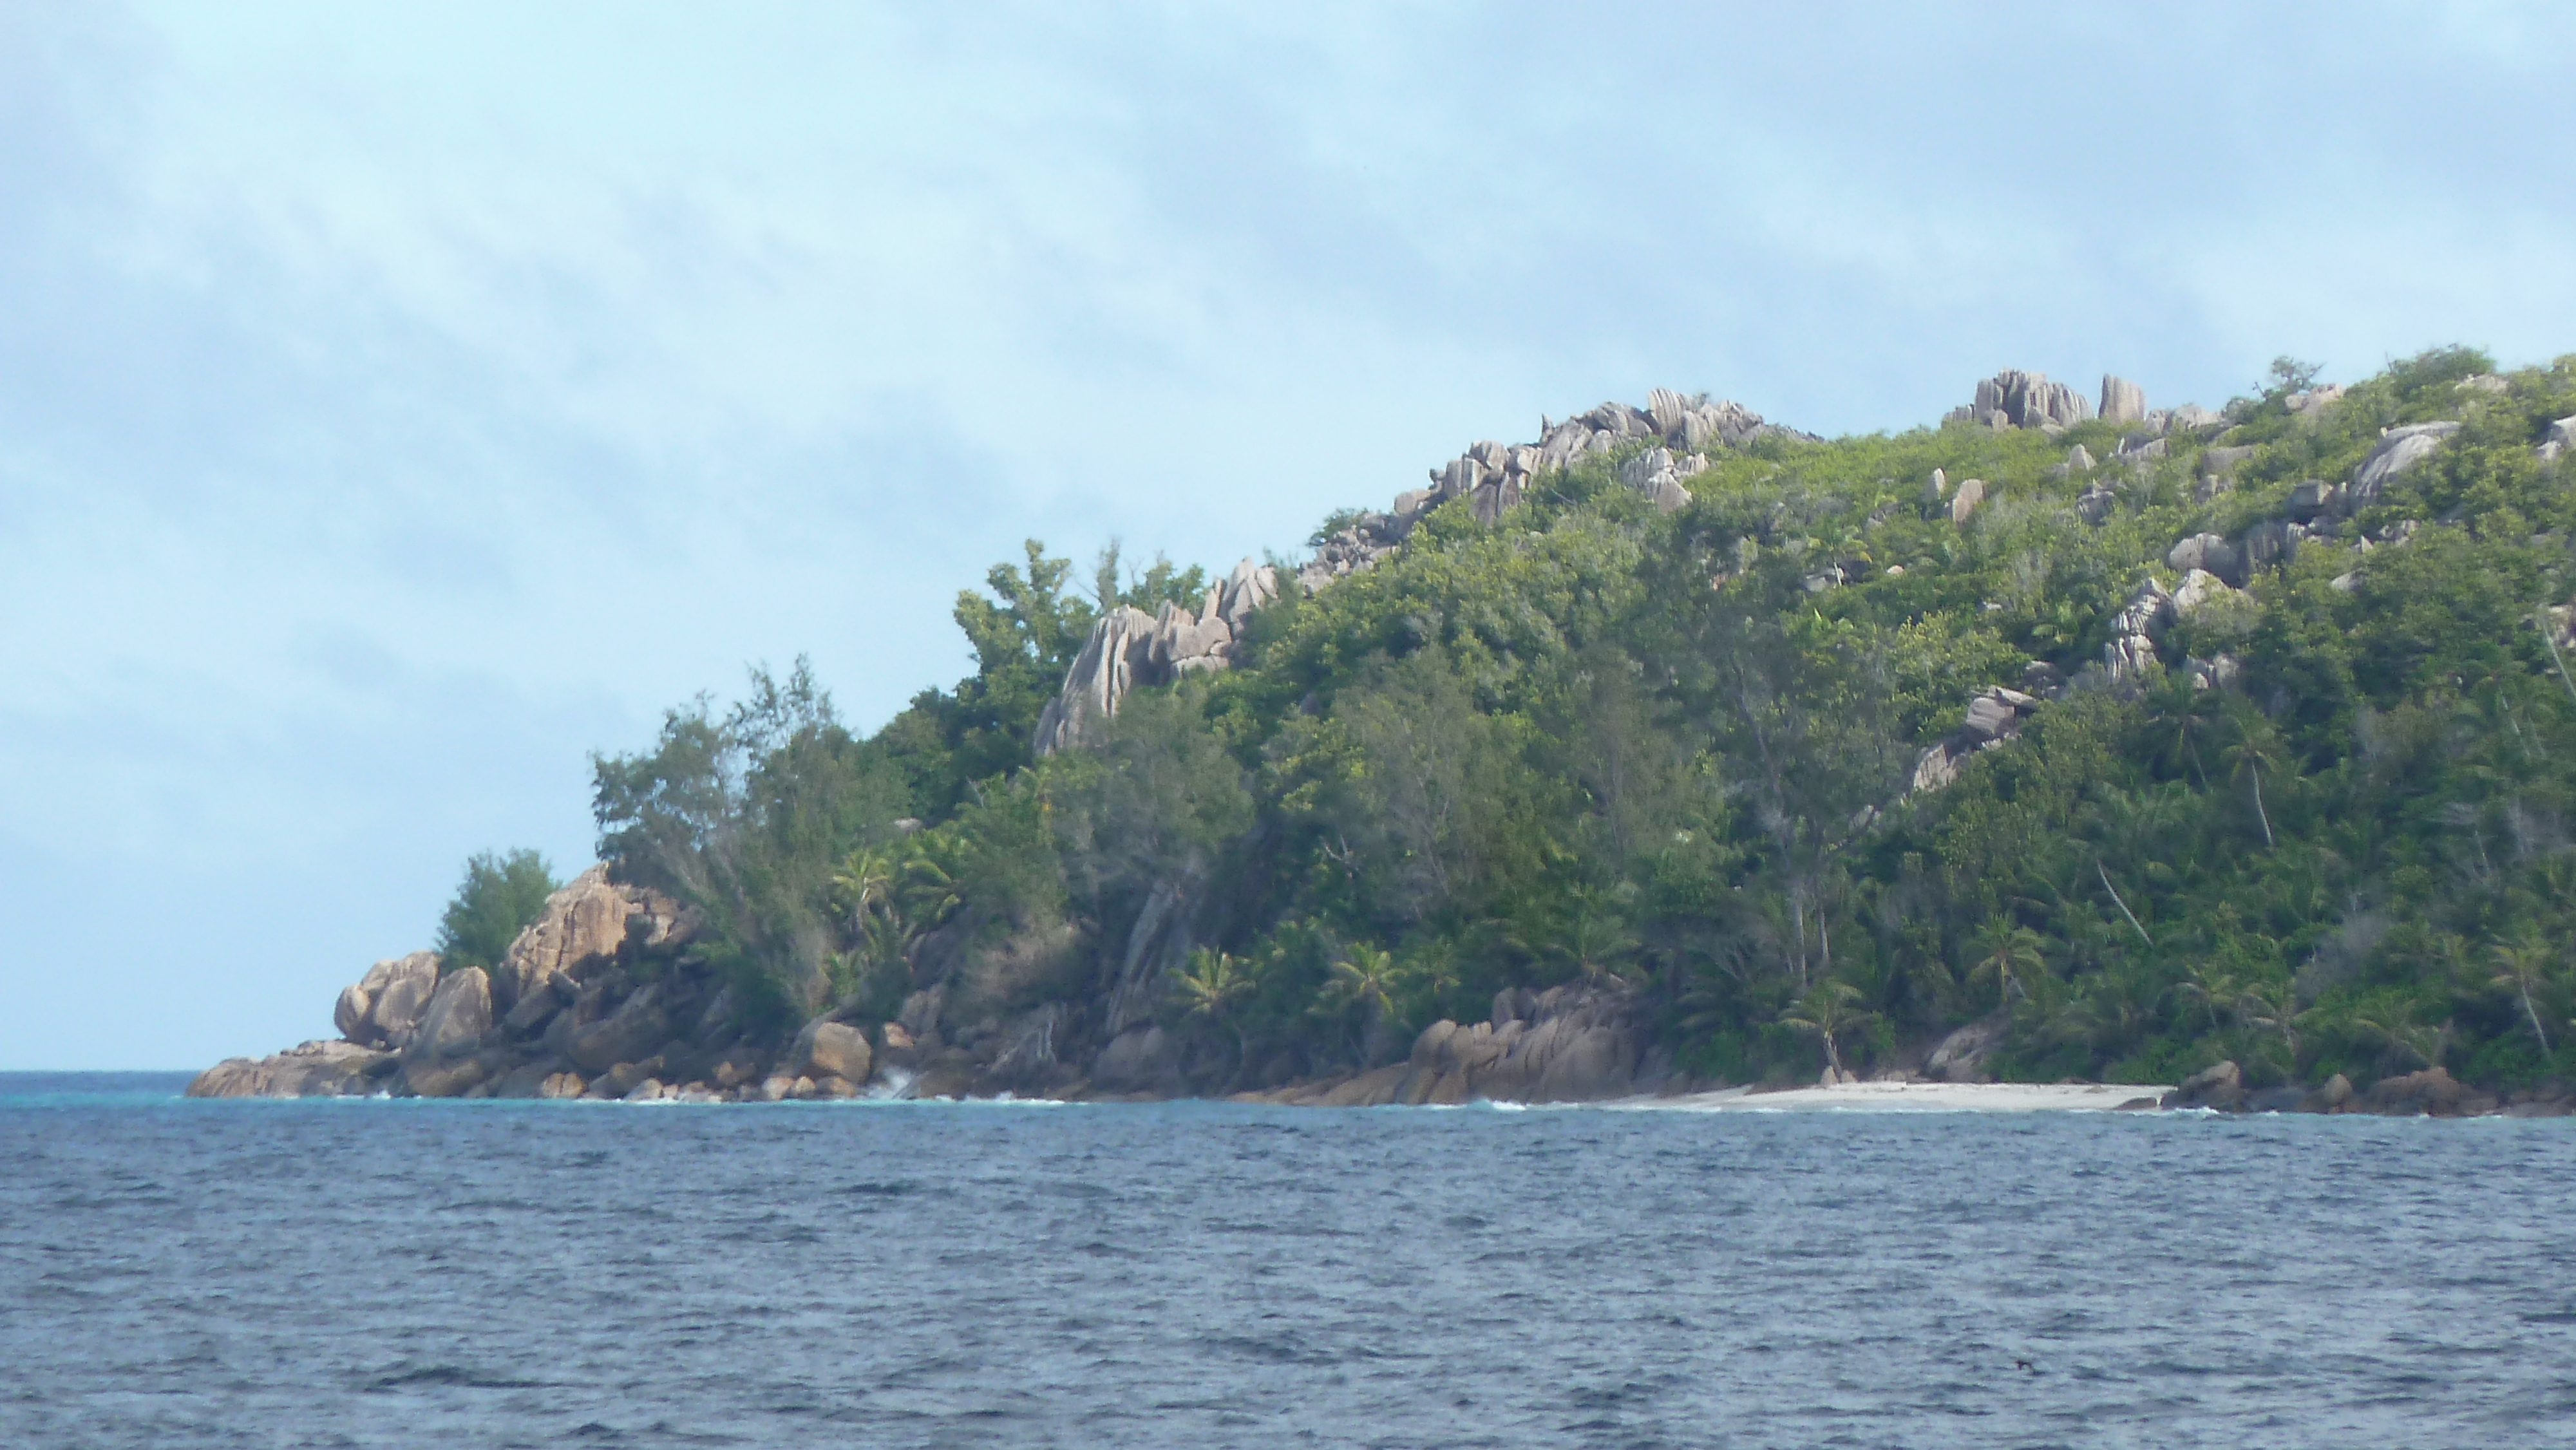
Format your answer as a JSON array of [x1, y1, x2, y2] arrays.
[[2161, 1059, 2246, 1111], [2103, 578, 2175, 686], [1949, 477, 1986, 524], [2167, 532, 2244, 587], [495, 865, 665, 1010], [1032, 559, 1278, 756], [2200, 445, 2255, 480], [2098, 375, 2146, 424], [2349, 421, 2459, 507], [1947, 370, 2093, 430], [1091, 1024, 1177, 1091], [2540, 415, 2576, 464], [2172, 569, 2239, 620], [1906, 686, 2043, 797]]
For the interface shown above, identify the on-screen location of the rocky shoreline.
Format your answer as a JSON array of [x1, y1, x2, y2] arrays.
[[189, 869, 2570, 1117]]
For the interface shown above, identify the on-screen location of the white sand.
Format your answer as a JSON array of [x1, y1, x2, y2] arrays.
[[1626, 1080, 2170, 1113]]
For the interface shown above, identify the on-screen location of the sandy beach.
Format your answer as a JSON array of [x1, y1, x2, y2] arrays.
[[1634, 1080, 2170, 1113]]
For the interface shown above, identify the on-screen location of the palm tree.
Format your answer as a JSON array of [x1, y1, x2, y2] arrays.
[[2176, 957, 2242, 1034], [1322, 945, 1402, 1062], [2233, 979, 2306, 1067], [2488, 928, 2559, 1056], [2221, 701, 2288, 849], [1171, 948, 1253, 1080], [1779, 980, 1875, 1080], [1965, 922, 2046, 1012], [830, 846, 896, 933]]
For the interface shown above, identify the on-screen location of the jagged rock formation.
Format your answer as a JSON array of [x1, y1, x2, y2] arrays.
[[1296, 390, 1799, 594], [1032, 558, 1279, 756], [1947, 369, 2094, 430]]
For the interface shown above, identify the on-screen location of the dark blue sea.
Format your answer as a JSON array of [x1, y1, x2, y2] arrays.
[[5, 1073, 2573, 1448]]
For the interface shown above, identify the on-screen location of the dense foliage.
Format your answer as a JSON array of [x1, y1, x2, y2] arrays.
[[593, 348, 2576, 1093], [434, 848, 562, 972]]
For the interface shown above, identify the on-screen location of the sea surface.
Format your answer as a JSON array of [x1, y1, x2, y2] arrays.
[[5, 1073, 2574, 1449]]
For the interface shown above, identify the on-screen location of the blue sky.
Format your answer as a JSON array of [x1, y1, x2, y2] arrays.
[[6, 1, 2573, 1068]]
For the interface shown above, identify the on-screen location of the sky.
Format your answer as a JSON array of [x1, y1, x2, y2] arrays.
[[5, 1, 2574, 1069]]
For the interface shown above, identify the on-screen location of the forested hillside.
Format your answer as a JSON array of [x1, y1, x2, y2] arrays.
[[545, 346, 2576, 1100]]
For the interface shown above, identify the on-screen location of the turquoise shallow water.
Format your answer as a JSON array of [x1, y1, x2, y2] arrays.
[[5, 1073, 2575, 1448]]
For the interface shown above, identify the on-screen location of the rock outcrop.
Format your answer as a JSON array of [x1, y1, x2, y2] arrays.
[[2098, 375, 2146, 424], [2349, 421, 2461, 509], [2102, 576, 2175, 687], [332, 952, 440, 1050], [1908, 685, 2043, 795], [187, 1039, 392, 1098], [1032, 558, 1278, 755], [1240, 983, 1668, 1106], [1296, 390, 1802, 595], [402, 966, 493, 1097], [1946, 369, 2094, 431], [491, 865, 682, 1010]]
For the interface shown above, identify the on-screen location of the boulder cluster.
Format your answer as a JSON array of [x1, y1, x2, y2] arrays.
[[1908, 683, 2049, 795], [188, 868, 883, 1104], [2160, 1059, 2572, 1117], [1235, 983, 1672, 1106]]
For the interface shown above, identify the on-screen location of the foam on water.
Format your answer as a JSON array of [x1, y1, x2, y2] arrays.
[[6, 1079, 2574, 1447]]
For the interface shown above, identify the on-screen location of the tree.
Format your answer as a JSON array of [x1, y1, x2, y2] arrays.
[[1320, 944, 1403, 1064], [2488, 928, 2559, 1056], [593, 661, 911, 1023], [433, 849, 560, 972], [1779, 980, 1875, 1079], [1170, 947, 1253, 1081], [1965, 922, 2046, 1012]]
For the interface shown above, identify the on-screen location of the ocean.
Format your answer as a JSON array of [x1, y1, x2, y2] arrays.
[[5, 1073, 2573, 1447]]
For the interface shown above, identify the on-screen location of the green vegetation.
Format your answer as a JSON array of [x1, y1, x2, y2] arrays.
[[433, 848, 561, 971], [591, 348, 2576, 1094]]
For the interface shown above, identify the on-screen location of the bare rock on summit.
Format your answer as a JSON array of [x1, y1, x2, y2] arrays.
[[1948, 370, 2092, 431], [2098, 375, 2146, 425], [1034, 558, 1278, 755]]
